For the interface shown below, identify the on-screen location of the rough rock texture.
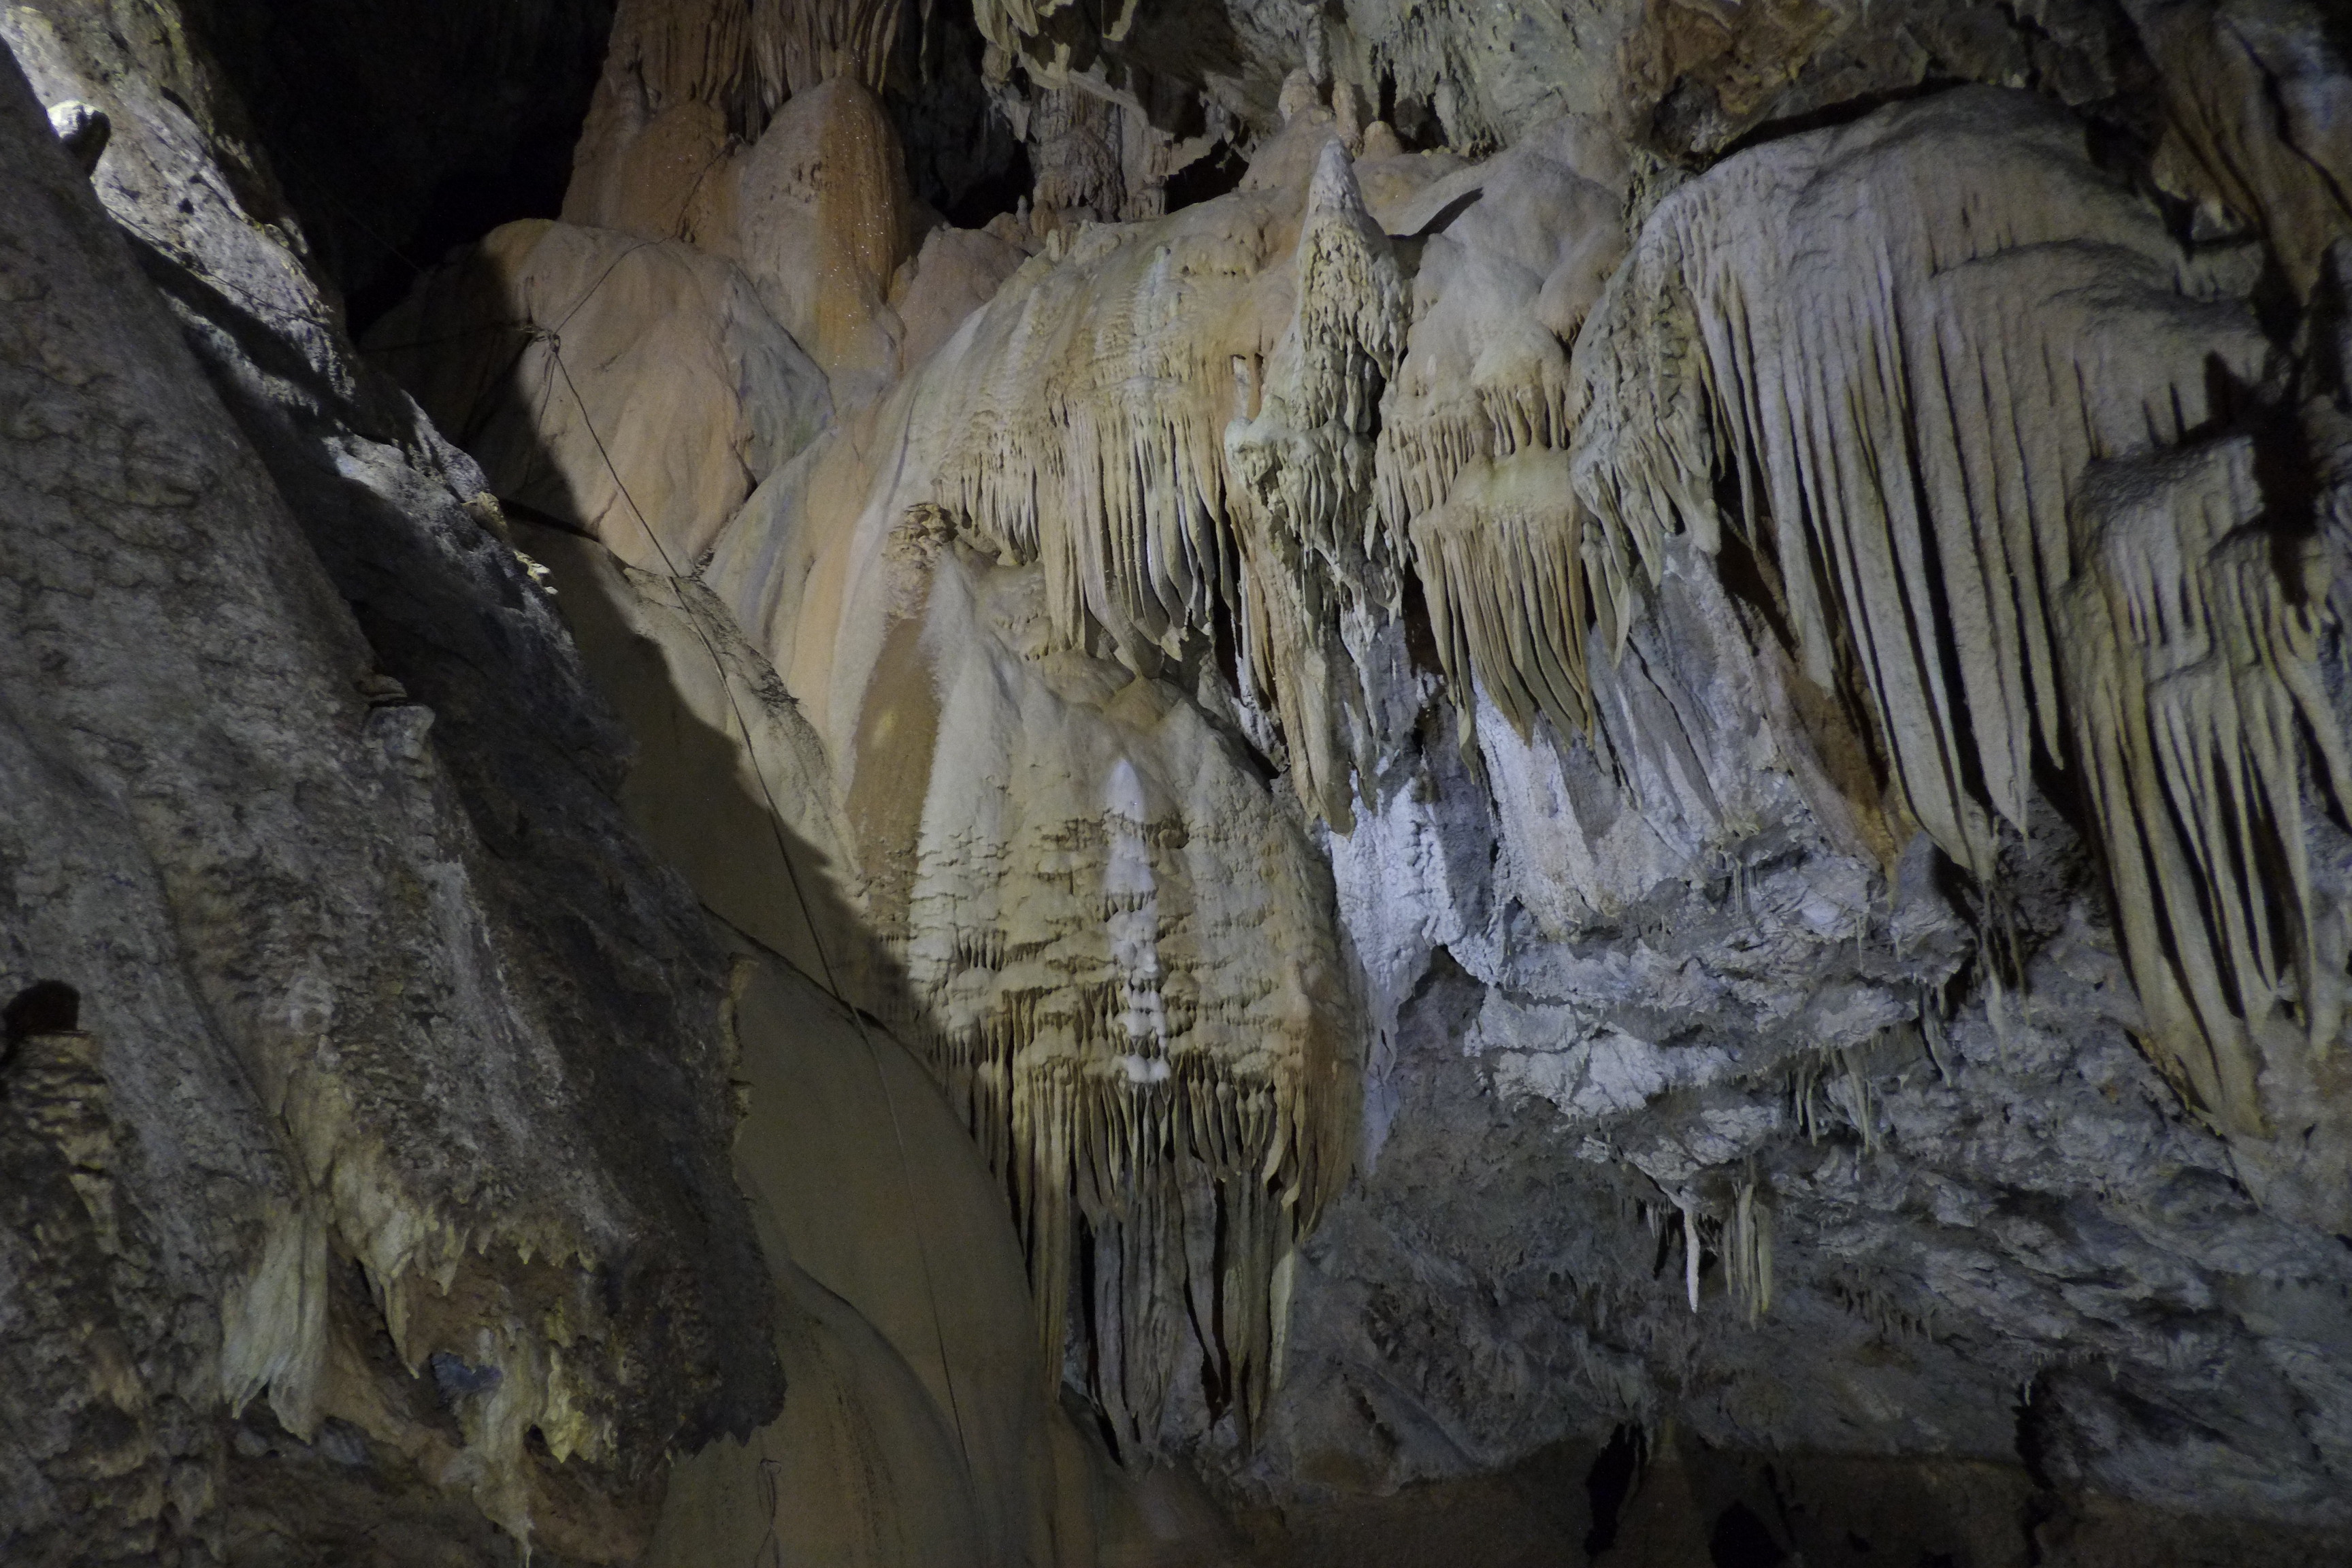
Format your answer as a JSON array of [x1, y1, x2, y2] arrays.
[[0, 8, 777, 1562], [1570, 86, 2346, 1177], [359, 1, 2352, 1560], [12, 0, 2352, 1563]]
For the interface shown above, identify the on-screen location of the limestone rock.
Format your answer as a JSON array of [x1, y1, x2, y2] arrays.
[[730, 75, 913, 395], [1568, 86, 2342, 1171], [17, 0, 2352, 1560], [1, 20, 779, 1560], [370, 218, 830, 570]]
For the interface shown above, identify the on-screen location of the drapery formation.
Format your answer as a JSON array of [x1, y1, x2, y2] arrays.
[[1551, 88, 2343, 1137]]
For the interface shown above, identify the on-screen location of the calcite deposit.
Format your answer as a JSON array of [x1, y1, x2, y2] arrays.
[[7, 0, 2352, 1565]]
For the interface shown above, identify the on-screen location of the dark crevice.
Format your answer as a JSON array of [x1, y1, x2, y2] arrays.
[[2014, 1375, 2055, 1491], [191, 1, 614, 331], [1163, 142, 1246, 212], [939, 140, 1034, 230], [1584, 1423, 1643, 1558], [1709, 1500, 1789, 1567], [1710, 508, 1797, 657], [3, 980, 80, 1042], [893, 1, 1028, 227], [342, 140, 583, 333], [1699, 79, 1969, 164], [1396, 561, 1443, 682]]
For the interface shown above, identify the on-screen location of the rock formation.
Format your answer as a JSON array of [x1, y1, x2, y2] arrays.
[[7, 0, 2352, 1564], [0, 7, 777, 1559]]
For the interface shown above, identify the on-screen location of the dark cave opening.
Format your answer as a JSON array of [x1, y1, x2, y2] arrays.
[[1583, 1423, 1643, 1557], [191, 0, 615, 335], [340, 127, 586, 335], [3, 980, 80, 1041], [892, 0, 1028, 228], [1709, 1500, 1791, 1567], [1163, 141, 1247, 211], [936, 138, 1035, 231]]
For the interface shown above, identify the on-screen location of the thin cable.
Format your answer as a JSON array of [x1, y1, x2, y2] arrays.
[[751, 1449, 783, 1568], [114, 215, 339, 332], [549, 238, 662, 338], [542, 342, 978, 1476], [670, 142, 735, 243]]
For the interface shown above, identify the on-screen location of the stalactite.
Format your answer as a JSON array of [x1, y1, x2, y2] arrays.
[[1727, 1181, 1773, 1326], [1368, 125, 1624, 764], [877, 673, 1356, 1450], [1829, 1280, 1935, 1342], [1224, 138, 1411, 825], [1830, 1047, 1879, 1156], [1573, 88, 2271, 875], [1376, 379, 1579, 536], [1566, 86, 2340, 1137], [2061, 440, 2349, 1132], [932, 137, 1407, 823], [1407, 447, 1596, 748], [1791, 1043, 1880, 1152], [596, 0, 904, 122], [928, 212, 1272, 675], [1677, 1197, 1701, 1316]]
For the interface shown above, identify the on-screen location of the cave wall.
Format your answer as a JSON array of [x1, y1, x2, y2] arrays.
[[0, 6, 779, 1561], [8, 0, 2352, 1564], [373, 0, 2352, 1556]]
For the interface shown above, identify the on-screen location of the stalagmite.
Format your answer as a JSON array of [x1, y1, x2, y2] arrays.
[[733, 74, 917, 387], [1224, 137, 1411, 823], [566, 0, 910, 237], [370, 220, 831, 572]]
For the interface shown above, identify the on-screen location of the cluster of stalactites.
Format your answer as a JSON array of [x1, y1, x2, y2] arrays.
[[1563, 88, 2346, 1134], [1276, 142, 1411, 457], [998, 1057, 1328, 1449], [1572, 91, 2273, 875], [1375, 376, 1580, 542], [600, 0, 905, 131], [934, 140, 1410, 824], [938, 361, 1241, 673], [1223, 140, 1413, 823], [2065, 440, 2348, 1132], [1380, 364, 1594, 770], [892, 808, 1350, 1450], [1407, 447, 1596, 747], [1366, 127, 1622, 762]]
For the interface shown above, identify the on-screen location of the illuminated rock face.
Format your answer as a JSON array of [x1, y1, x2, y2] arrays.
[[9, 0, 2352, 1563]]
